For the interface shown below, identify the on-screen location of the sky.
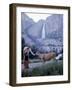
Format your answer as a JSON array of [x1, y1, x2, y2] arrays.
[[25, 13, 52, 22]]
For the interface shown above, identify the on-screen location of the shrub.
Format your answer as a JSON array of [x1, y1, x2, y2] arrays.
[[22, 60, 63, 77]]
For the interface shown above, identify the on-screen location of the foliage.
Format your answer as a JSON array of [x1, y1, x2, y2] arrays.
[[21, 38, 25, 60], [22, 60, 63, 77]]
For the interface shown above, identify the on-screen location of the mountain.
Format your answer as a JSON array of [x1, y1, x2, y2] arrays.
[[22, 19, 44, 46], [21, 13, 35, 34], [21, 14, 63, 53], [26, 20, 44, 38], [45, 14, 63, 40]]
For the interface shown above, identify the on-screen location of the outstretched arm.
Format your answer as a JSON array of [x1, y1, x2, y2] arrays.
[[29, 48, 35, 56]]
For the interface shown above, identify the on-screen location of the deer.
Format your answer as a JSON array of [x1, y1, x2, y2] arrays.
[[36, 52, 56, 62]]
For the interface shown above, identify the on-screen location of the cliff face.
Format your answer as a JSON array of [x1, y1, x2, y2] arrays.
[[45, 14, 63, 40], [21, 13, 63, 53]]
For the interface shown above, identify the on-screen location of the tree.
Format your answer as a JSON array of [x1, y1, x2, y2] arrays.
[[21, 38, 25, 60]]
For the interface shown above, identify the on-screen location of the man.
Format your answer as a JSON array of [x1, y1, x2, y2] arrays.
[[23, 47, 35, 69]]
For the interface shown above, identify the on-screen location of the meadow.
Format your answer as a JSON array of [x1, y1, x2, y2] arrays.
[[22, 59, 63, 77]]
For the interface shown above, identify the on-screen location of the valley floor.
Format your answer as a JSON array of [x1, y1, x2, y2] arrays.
[[21, 59, 63, 77]]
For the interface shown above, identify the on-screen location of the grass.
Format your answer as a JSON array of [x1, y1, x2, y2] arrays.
[[22, 60, 63, 77]]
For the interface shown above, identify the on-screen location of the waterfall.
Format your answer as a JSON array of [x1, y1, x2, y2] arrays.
[[42, 23, 45, 39]]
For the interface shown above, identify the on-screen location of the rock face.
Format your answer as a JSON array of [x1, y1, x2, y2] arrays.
[[21, 13, 63, 53], [45, 14, 63, 40], [27, 20, 44, 38], [21, 13, 35, 34]]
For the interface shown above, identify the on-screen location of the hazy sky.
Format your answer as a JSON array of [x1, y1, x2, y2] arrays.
[[25, 13, 52, 22]]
